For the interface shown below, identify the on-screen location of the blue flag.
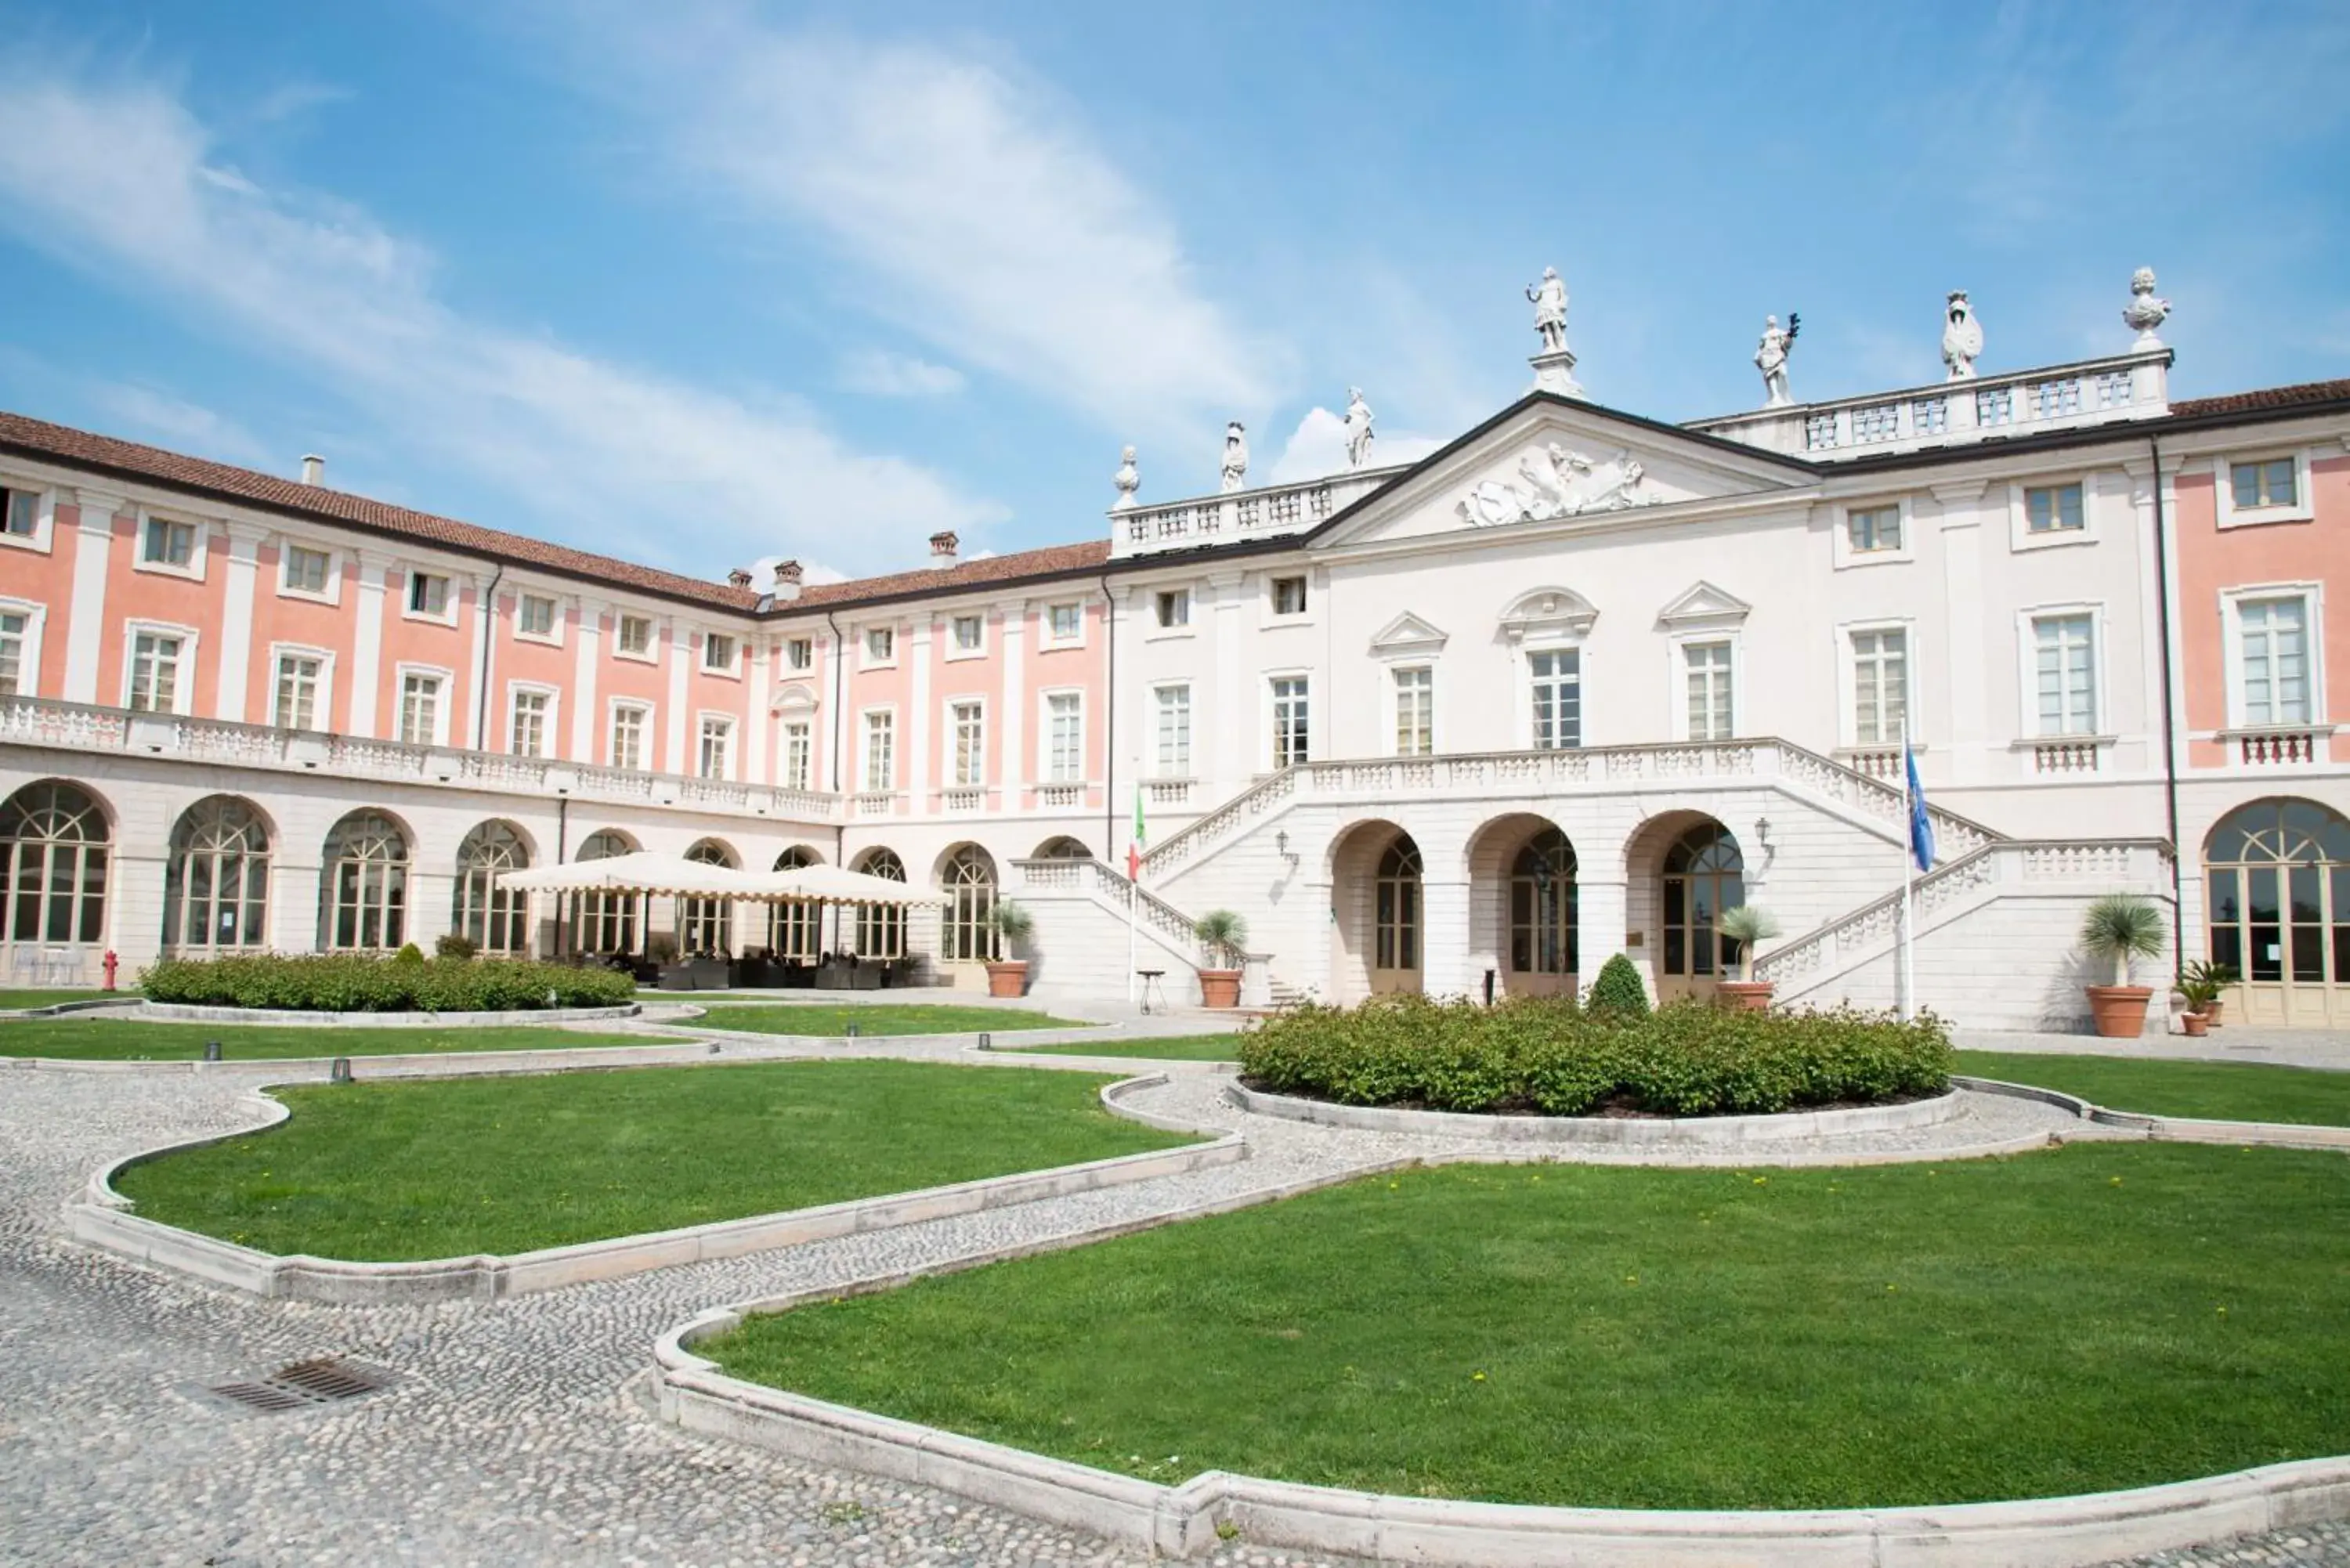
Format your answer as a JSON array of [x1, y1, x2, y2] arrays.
[[1904, 743, 1936, 873]]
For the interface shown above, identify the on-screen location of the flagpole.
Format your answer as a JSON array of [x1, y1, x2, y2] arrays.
[[1126, 781, 1141, 1010], [1900, 717, 1917, 1023]]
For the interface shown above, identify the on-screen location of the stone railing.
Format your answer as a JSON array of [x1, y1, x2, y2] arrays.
[[1108, 463, 1409, 558], [1011, 855, 1204, 956], [0, 695, 843, 822], [2225, 726, 2331, 766], [1142, 738, 1999, 877]]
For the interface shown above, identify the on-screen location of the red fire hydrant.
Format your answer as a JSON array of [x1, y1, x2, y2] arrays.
[[102, 948, 119, 991]]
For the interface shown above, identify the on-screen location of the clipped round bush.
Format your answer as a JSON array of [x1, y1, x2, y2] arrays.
[[1584, 953, 1650, 1017], [1237, 994, 1950, 1118], [138, 954, 635, 1013]]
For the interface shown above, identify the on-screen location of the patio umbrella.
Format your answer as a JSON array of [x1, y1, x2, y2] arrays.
[[740, 862, 946, 905], [495, 851, 765, 898]]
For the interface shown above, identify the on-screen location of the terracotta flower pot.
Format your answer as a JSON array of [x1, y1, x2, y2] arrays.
[[984, 960, 1029, 999], [2084, 984, 2155, 1039], [2181, 1011, 2210, 1037], [1198, 969, 1242, 1009], [1716, 981, 1774, 1013], [2204, 998, 2225, 1028]]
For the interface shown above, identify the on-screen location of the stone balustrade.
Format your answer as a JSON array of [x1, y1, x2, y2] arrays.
[[1108, 464, 1408, 558]]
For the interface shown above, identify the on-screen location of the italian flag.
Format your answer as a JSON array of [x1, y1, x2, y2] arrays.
[[1126, 783, 1147, 881]]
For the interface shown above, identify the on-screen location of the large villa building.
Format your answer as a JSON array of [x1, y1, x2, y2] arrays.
[[2, 270, 2345, 1029]]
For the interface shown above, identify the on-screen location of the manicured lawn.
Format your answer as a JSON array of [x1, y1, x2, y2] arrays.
[[114, 1060, 1189, 1259], [689, 1004, 1093, 1036], [1006, 1033, 1243, 1061], [0, 1021, 653, 1061], [1958, 1050, 2350, 1127], [0, 989, 116, 1010], [705, 1145, 2350, 1509]]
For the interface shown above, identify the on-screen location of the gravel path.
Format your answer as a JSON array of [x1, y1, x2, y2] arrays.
[[2, 1043, 2341, 1566]]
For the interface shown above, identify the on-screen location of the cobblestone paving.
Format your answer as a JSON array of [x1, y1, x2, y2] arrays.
[[1, 1047, 2340, 1566]]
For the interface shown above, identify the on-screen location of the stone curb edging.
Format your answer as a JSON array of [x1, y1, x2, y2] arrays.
[[64, 1073, 1243, 1303], [1230, 1082, 1965, 1145], [130, 1001, 642, 1027], [0, 996, 146, 1018], [1956, 1076, 2350, 1151]]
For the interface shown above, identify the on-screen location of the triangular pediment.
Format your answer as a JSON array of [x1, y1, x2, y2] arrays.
[[1368, 611, 1449, 656], [1657, 580, 1752, 627]]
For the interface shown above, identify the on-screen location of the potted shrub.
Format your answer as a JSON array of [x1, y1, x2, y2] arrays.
[[2175, 965, 2224, 1037], [2080, 894, 2167, 1039], [985, 901, 1035, 998], [2181, 959, 2237, 1027], [1713, 904, 1781, 1011], [1195, 909, 1249, 1009]]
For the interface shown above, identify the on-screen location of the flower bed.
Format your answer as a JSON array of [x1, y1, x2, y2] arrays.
[[138, 953, 636, 1013], [1238, 995, 1950, 1118]]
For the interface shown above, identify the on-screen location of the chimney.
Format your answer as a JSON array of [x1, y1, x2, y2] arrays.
[[772, 559, 804, 602], [929, 529, 959, 565], [299, 453, 325, 486]]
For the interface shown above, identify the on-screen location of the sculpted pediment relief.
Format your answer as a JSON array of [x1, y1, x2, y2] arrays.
[[1455, 441, 1667, 529]]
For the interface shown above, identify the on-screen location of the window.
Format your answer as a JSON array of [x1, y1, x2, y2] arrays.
[[1155, 685, 1191, 775], [569, 830, 639, 955], [616, 614, 653, 657], [853, 848, 906, 958], [127, 631, 184, 713], [609, 703, 647, 771], [0, 610, 27, 696], [865, 626, 895, 663], [1394, 667, 1434, 756], [1529, 649, 1580, 750], [941, 845, 1000, 963], [767, 846, 821, 959], [1509, 828, 1578, 977], [680, 840, 736, 955], [283, 545, 332, 595], [2025, 483, 2084, 534], [1851, 629, 1909, 745], [2, 488, 35, 537], [142, 518, 195, 567], [0, 782, 109, 948], [510, 688, 550, 757], [1847, 505, 1903, 554], [781, 721, 812, 790], [518, 594, 557, 638], [2239, 598, 2312, 726], [407, 572, 450, 616], [2033, 614, 2098, 735], [862, 710, 895, 790], [1683, 641, 1734, 741], [162, 797, 269, 953], [1047, 602, 1083, 643], [398, 672, 443, 746], [951, 699, 985, 787], [2232, 457, 2298, 511], [1271, 676, 1310, 768], [785, 635, 813, 670], [950, 615, 984, 653], [703, 632, 736, 672], [1047, 692, 1083, 782], [698, 716, 733, 779], [273, 653, 322, 730], [1155, 589, 1191, 628], [1272, 576, 1308, 616], [452, 820, 530, 956], [320, 809, 407, 952]]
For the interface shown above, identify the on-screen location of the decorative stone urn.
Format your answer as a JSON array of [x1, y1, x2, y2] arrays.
[[1715, 981, 1773, 1013], [984, 960, 1029, 999], [2084, 985, 2155, 1039], [1198, 969, 1242, 1010]]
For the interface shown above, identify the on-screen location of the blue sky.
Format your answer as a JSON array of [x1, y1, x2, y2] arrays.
[[0, 2, 2344, 582]]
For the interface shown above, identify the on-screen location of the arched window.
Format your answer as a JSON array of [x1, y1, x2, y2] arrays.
[[163, 797, 269, 953], [1032, 836, 1091, 861], [0, 781, 109, 949], [941, 845, 999, 962], [1661, 823, 1744, 981], [681, 839, 736, 956], [2205, 799, 2350, 1000], [320, 811, 408, 951], [570, 829, 640, 955], [855, 848, 906, 959], [768, 846, 820, 960], [1509, 827, 1578, 976], [454, 821, 531, 956], [1376, 834, 1422, 975]]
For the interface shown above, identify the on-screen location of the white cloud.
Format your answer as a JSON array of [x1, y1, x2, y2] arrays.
[[1268, 406, 1442, 485], [838, 348, 967, 399], [0, 62, 996, 577], [85, 382, 274, 468]]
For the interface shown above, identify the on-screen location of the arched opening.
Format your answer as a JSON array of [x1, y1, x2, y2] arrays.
[[1, 782, 110, 970], [453, 820, 532, 956], [1373, 833, 1424, 995], [1031, 835, 1091, 861], [768, 845, 821, 960], [680, 838, 738, 956], [320, 810, 409, 951], [1658, 821, 1744, 1002], [2205, 798, 2350, 1028], [569, 829, 641, 956], [163, 796, 270, 954], [939, 844, 1000, 964], [1509, 828, 1579, 994], [853, 848, 906, 959]]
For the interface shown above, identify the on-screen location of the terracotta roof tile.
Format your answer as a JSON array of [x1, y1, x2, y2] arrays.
[[2170, 378, 2350, 419], [789, 539, 1111, 610]]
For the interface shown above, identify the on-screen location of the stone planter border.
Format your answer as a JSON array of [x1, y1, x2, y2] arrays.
[[66, 1072, 1242, 1302], [1230, 1082, 1965, 1146], [1957, 1075, 2350, 1151], [132, 1000, 642, 1027]]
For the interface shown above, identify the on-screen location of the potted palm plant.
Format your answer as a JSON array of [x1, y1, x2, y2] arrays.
[[984, 901, 1034, 999], [2180, 959, 2237, 1028], [1195, 909, 1248, 1009], [1713, 904, 1781, 1011], [2080, 894, 2166, 1038], [2175, 966, 2220, 1037]]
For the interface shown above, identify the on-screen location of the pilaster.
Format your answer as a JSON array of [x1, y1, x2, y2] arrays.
[[570, 599, 602, 762], [1578, 876, 1631, 995], [908, 617, 932, 811], [745, 637, 770, 786], [214, 522, 269, 723], [1418, 876, 1473, 999], [61, 491, 121, 704], [663, 619, 689, 774], [1932, 479, 1990, 783], [348, 550, 393, 738], [1000, 606, 1026, 805], [1209, 570, 1246, 800]]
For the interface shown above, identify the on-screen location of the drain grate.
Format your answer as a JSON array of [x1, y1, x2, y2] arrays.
[[205, 1357, 394, 1414]]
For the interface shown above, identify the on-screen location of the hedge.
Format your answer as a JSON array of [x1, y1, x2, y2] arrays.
[[1238, 995, 1950, 1118], [139, 954, 637, 1013]]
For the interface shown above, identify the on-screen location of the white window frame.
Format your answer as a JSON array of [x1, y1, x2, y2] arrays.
[[515, 591, 563, 646], [0, 481, 56, 555], [700, 630, 741, 678], [267, 642, 336, 732], [1835, 617, 1921, 748], [1150, 587, 1194, 636], [945, 614, 988, 661], [783, 635, 815, 672], [394, 663, 454, 747], [277, 540, 342, 604], [2219, 582, 2326, 732], [134, 511, 208, 581], [2214, 449, 2316, 529], [945, 696, 988, 787], [1668, 632, 1741, 742], [1152, 681, 1193, 778], [2016, 602, 2108, 740], [613, 612, 658, 663], [1520, 643, 1585, 751], [696, 712, 736, 779], [1042, 601, 1086, 649], [2008, 475, 2099, 553], [0, 597, 49, 696], [507, 681, 559, 759], [1267, 671, 1312, 771], [121, 620, 199, 715], [1390, 664, 1436, 757], [779, 718, 815, 791], [1267, 573, 1311, 623], [607, 699, 652, 771], [1040, 688, 1086, 783], [1831, 496, 1914, 569], [403, 568, 459, 625], [861, 624, 898, 670], [859, 706, 898, 792]]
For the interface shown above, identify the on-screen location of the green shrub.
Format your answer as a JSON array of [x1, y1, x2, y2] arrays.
[[434, 933, 479, 961], [138, 954, 635, 1012], [1235, 995, 1950, 1118], [1585, 953, 1650, 1017], [392, 943, 425, 965]]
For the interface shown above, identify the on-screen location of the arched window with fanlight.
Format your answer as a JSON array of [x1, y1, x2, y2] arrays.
[[1660, 822, 1744, 996], [1374, 833, 1422, 988], [0, 780, 110, 953], [569, 829, 640, 955], [680, 839, 737, 955], [453, 821, 531, 956], [767, 846, 820, 960], [1509, 827, 1578, 979], [2204, 798, 2350, 1027], [854, 848, 907, 959], [163, 796, 269, 953], [940, 844, 999, 963], [320, 810, 408, 951]]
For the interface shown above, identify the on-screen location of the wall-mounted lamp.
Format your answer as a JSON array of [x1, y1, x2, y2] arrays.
[[1275, 829, 1289, 855], [1754, 816, 1777, 873]]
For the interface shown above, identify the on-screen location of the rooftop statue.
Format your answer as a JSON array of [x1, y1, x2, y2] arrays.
[[1219, 422, 1249, 492], [1943, 291, 1983, 381], [1343, 388, 1376, 469], [2123, 267, 2171, 347], [1527, 266, 1570, 354], [1755, 312, 1799, 407], [1111, 444, 1140, 511]]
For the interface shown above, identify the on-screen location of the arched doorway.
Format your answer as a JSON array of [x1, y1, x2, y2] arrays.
[[1507, 826, 1578, 997], [163, 796, 270, 954], [940, 844, 1000, 966], [454, 821, 532, 956], [2205, 799, 2350, 1027], [1372, 833, 1423, 994], [320, 810, 409, 951], [681, 839, 737, 956], [768, 846, 820, 961], [853, 848, 907, 959], [0, 782, 110, 971], [1658, 821, 1744, 1002], [570, 829, 641, 956], [1032, 835, 1091, 861]]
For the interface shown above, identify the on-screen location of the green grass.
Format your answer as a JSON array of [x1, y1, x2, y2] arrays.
[[705, 1145, 2350, 1510], [0, 1021, 658, 1061], [114, 1059, 1188, 1259], [689, 1004, 1093, 1036], [0, 988, 116, 1010], [1958, 1050, 2350, 1127], [1006, 1033, 1242, 1061]]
